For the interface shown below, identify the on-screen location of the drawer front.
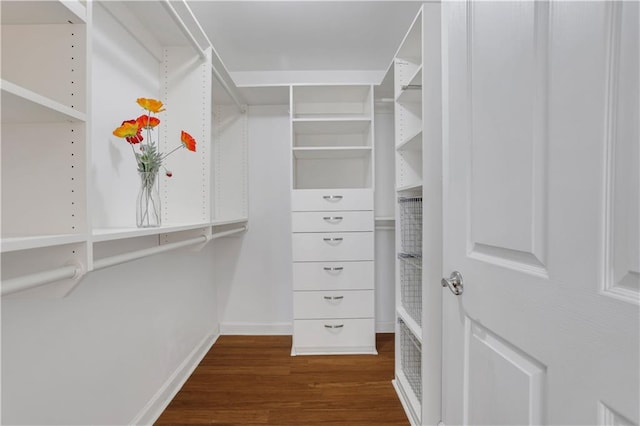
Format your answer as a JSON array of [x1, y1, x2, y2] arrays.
[[292, 189, 373, 211], [292, 211, 374, 233], [292, 232, 374, 262], [293, 318, 375, 352], [292, 261, 374, 291], [293, 290, 374, 319]]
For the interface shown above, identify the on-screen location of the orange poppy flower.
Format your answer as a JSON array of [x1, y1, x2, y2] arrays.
[[137, 97, 165, 113], [136, 114, 160, 130], [181, 131, 197, 152], [113, 120, 143, 144]]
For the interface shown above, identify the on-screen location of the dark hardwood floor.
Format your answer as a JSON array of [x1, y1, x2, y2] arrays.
[[155, 333, 409, 425]]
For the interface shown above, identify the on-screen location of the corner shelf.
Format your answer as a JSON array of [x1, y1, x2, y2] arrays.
[[397, 129, 423, 151]]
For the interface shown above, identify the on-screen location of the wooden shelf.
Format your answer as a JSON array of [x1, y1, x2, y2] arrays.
[[1, 80, 86, 123]]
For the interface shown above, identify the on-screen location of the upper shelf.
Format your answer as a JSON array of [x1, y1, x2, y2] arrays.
[[292, 85, 372, 119], [1, 80, 86, 123], [1, 0, 86, 25]]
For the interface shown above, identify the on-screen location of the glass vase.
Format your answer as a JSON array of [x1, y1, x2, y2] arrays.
[[136, 171, 161, 228]]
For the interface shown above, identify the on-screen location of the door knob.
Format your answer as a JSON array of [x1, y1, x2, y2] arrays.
[[441, 271, 463, 295]]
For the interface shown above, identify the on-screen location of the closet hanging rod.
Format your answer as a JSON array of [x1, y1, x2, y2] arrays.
[[401, 84, 422, 91], [211, 225, 248, 239], [93, 234, 209, 271], [212, 67, 247, 113], [163, 0, 246, 112], [161, 0, 207, 60], [1, 264, 81, 296]]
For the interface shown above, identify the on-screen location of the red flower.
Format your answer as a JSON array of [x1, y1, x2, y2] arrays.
[[136, 114, 160, 130], [181, 131, 196, 152], [113, 120, 143, 144]]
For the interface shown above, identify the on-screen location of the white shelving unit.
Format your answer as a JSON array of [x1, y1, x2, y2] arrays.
[[290, 85, 377, 355], [391, 5, 443, 426], [1, 0, 89, 296], [393, 7, 424, 426], [1, 0, 249, 298]]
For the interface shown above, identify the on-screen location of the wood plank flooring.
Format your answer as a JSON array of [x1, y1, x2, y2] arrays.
[[155, 333, 409, 425]]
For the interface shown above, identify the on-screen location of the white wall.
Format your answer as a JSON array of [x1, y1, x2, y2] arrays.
[[214, 105, 293, 334], [213, 104, 397, 334], [1, 245, 218, 425]]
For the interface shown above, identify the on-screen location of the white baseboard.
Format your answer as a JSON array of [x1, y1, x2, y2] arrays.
[[130, 333, 219, 425], [220, 321, 292, 335], [376, 321, 395, 333]]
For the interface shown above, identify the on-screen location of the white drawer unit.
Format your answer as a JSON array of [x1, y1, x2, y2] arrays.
[[292, 232, 374, 262], [293, 290, 374, 319], [292, 189, 373, 212], [292, 318, 376, 355], [290, 85, 376, 356], [292, 261, 374, 291], [292, 211, 374, 233]]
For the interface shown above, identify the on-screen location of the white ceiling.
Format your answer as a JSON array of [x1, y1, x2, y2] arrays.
[[187, 1, 422, 85]]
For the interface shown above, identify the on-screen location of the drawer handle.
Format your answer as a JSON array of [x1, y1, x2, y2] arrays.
[[323, 267, 344, 272], [323, 216, 344, 222], [323, 296, 344, 300], [323, 237, 343, 242], [323, 195, 343, 201], [324, 324, 344, 329]]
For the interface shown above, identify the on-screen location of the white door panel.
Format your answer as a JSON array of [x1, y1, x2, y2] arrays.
[[442, 2, 639, 425]]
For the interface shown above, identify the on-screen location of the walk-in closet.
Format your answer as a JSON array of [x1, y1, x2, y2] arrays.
[[2, 1, 638, 425]]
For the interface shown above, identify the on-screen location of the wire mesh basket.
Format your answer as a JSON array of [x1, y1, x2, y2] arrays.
[[399, 319, 422, 400], [398, 253, 422, 325], [398, 196, 422, 256]]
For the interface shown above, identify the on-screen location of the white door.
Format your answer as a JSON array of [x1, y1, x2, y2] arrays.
[[442, 1, 639, 425]]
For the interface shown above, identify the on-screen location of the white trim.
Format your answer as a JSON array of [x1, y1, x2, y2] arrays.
[[130, 333, 219, 426], [220, 321, 292, 335], [231, 70, 386, 87]]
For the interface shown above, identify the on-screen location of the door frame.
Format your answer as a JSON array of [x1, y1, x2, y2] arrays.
[[421, 2, 445, 424]]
